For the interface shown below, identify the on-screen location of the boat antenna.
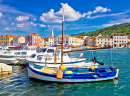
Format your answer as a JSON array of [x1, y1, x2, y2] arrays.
[[61, 8, 64, 65]]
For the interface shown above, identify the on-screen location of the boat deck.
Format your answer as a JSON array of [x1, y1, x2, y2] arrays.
[[40, 67, 57, 74]]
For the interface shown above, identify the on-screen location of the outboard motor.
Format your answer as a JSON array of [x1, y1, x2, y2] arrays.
[[92, 56, 96, 64], [92, 56, 104, 65]]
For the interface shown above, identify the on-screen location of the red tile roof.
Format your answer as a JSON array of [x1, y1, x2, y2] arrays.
[[112, 33, 127, 36], [26, 33, 40, 36]]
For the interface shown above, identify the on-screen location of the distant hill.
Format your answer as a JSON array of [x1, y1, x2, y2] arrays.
[[73, 22, 130, 37]]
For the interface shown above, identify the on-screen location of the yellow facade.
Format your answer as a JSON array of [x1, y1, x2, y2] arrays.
[[0, 35, 13, 46]]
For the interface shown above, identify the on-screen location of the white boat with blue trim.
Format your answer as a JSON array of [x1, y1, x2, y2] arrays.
[[26, 62, 119, 83]]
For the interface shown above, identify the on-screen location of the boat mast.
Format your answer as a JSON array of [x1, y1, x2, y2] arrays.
[[61, 9, 64, 65]]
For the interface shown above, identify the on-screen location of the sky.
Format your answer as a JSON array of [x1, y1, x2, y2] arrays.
[[0, 0, 130, 38]]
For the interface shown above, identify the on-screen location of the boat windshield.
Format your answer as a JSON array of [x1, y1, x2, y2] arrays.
[[4, 51, 12, 54], [40, 48, 47, 52], [30, 54, 36, 58]]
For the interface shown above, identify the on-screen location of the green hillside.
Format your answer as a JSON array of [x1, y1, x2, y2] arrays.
[[74, 22, 130, 37]]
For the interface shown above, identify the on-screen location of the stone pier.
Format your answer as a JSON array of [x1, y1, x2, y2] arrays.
[[0, 63, 12, 75]]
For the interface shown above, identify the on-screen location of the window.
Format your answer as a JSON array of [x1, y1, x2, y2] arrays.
[[40, 48, 47, 52], [21, 52, 27, 55], [63, 53, 67, 56], [70, 41, 71, 43], [66, 41, 68, 43], [98, 42, 99, 43], [14, 52, 20, 55], [47, 49, 54, 53], [30, 54, 36, 58]]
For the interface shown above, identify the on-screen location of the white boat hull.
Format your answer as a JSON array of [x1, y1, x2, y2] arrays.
[[2, 58, 19, 64], [27, 66, 119, 83]]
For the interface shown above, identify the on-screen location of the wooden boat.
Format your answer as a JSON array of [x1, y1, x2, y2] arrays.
[[26, 62, 119, 83]]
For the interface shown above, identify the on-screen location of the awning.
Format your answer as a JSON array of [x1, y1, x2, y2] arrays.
[[105, 44, 107, 45], [9, 46, 23, 49], [114, 44, 117, 45]]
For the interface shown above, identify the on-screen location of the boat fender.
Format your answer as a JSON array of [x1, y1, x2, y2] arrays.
[[56, 71, 63, 79], [60, 65, 65, 71], [91, 66, 94, 70], [65, 70, 73, 74]]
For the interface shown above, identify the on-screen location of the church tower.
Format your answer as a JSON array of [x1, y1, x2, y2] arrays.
[[51, 29, 54, 37]]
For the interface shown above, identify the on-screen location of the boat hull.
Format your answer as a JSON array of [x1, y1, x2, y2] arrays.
[[27, 63, 118, 83], [3, 58, 19, 64]]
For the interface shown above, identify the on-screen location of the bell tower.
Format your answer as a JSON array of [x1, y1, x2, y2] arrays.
[[51, 29, 54, 37]]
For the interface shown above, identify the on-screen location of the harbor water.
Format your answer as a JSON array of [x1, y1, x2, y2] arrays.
[[0, 48, 130, 96]]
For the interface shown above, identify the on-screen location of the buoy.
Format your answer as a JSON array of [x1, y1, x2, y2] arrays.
[[65, 70, 73, 74], [56, 71, 63, 79], [60, 65, 65, 71], [91, 66, 94, 70]]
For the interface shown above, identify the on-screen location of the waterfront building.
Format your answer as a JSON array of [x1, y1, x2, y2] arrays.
[[88, 36, 96, 47], [13, 36, 25, 46], [0, 34, 13, 46], [111, 33, 127, 47], [44, 37, 54, 46], [25, 33, 41, 46], [44, 29, 54, 46], [80, 36, 87, 40], [128, 34, 130, 39], [40, 38, 49, 47], [80, 36, 88, 46], [54, 34, 84, 46], [96, 36, 113, 47]]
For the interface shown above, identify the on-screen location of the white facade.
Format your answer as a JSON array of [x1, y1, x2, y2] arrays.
[[13, 36, 25, 46], [96, 37, 113, 47], [113, 36, 127, 47], [54, 35, 84, 46]]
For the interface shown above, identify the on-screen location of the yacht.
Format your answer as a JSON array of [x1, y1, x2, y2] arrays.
[[0, 46, 10, 54], [26, 47, 98, 68], [0, 46, 37, 64]]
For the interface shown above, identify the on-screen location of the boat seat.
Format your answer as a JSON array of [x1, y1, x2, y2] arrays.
[[40, 67, 57, 74]]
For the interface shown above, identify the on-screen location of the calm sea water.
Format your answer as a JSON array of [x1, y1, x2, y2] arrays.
[[0, 48, 130, 96]]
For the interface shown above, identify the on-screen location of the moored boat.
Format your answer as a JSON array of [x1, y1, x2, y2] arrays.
[[26, 62, 119, 83]]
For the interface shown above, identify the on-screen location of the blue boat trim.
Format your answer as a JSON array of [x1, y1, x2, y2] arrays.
[[26, 62, 117, 80], [30, 60, 86, 64]]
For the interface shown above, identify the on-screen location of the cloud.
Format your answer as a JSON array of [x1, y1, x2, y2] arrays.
[[31, 22, 37, 26], [93, 6, 111, 13], [40, 3, 82, 23], [102, 23, 121, 27], [17, 23, 24, 27], [83, 6, 111, 18], [4, 27, 10, 31], [0, 12, 2, 18], [16, 16, 29, 22], [102, 18, 130, 27], [87, 11, 128, 19], [12, 23, 14, 25], [39, 24, 46, 27]]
